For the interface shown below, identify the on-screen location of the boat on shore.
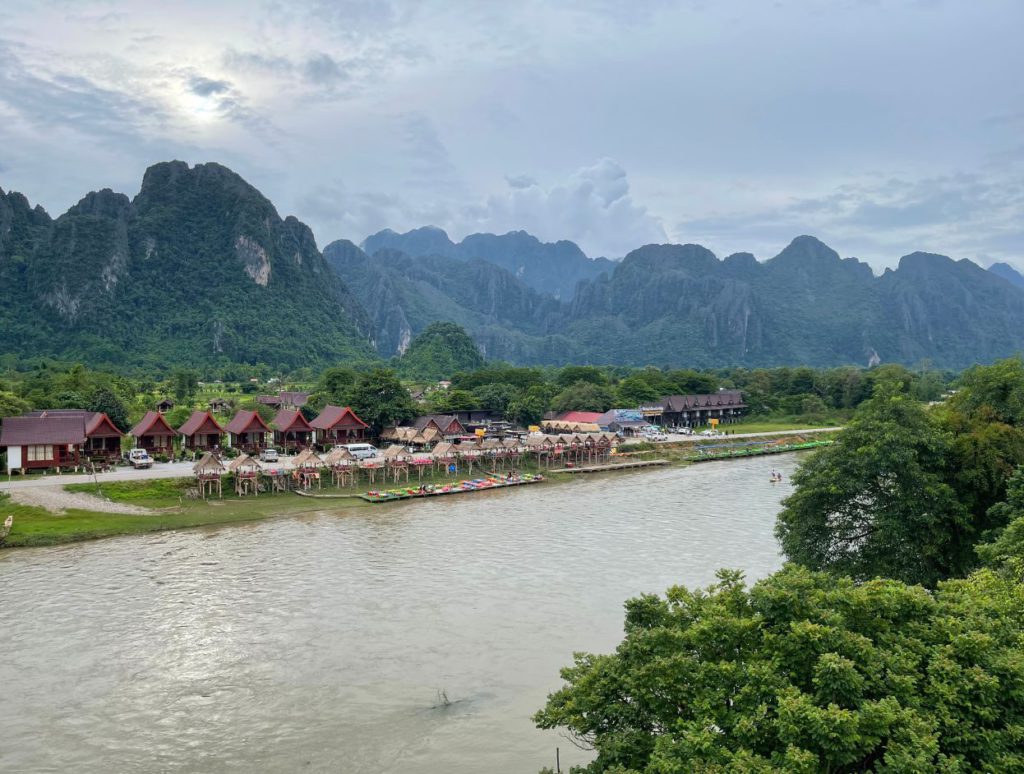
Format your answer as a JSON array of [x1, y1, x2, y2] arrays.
[[1, 515, 12, 544], [359, 473, 545, 503]]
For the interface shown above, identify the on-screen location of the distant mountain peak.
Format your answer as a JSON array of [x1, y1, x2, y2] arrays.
[[989, 262, 1024, 289]]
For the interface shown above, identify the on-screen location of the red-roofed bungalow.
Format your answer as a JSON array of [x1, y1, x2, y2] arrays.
[[272, 408, 314, 452], [311, 406, 369, 448], [130, 411, 178, 454], [226, 410, 271, 452], [85, 412, 124, 460], [178, 411, 224, 451]]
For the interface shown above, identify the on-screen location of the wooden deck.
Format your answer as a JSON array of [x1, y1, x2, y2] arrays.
[[549, 459, 670, 474]]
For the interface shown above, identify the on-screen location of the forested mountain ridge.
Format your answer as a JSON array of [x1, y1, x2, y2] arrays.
[[361, 226, 614, 299], [345, 229, 1024, 369], [0, 162, 372, 369]]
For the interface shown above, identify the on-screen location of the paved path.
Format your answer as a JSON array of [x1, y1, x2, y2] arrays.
[[622, 427, 843, 445]]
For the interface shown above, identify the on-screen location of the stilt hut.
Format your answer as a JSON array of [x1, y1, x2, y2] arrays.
[[382, 444, 412, 483], [271, 408, 314, 452], [193, 452, 226, 498], [324, 445, 356, 487], [228, 453, 261, 496], [501, 436, 523, 467], [292, 448, 324, 489], [431, 441, 457, 475], [526, 434, 555, 468]]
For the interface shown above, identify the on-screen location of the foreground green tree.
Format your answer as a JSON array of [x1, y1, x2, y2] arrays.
[[535, 566, 1024, 773], [775, 386, 969, 586]]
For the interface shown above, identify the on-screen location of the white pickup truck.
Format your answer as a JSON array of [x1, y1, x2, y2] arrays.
[[127, 448, 153, 469]]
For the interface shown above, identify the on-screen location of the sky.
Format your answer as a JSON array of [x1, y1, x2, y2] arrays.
[[1, 0, 1022, 269]]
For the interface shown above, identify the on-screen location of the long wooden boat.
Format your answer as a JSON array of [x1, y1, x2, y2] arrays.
[[359, 474, 545, 503]]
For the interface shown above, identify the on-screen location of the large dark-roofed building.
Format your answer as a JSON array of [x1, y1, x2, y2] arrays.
[[641, 390, 747, 428], [1, 414, 88, 473]]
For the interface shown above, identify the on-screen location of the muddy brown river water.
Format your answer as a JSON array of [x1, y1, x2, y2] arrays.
[[1, 454, 799, 773]]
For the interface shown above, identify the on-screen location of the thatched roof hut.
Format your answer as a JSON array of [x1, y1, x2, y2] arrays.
[[228, 453, 260, 473], [431, 441, 456, 459], [293, 448, 325, 469], [323, 446, 355, 466], [382, 444, 413, 461], [193, 452, 226, 476]]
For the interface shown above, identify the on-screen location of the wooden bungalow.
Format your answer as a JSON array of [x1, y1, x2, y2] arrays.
[[413, 414, 467, 439], [311, 406, 369, 447], [156, 398, 175, 413], [193, 452, 227, 498], [228, 453, 261, 496], [178, 411, 224, 451], [226, 410, 271, 452], [1, 414, 87, 473], [131, 411, 178, 455], [271, 409, 314, 452], [84, 412, 124, 461], [208, 397, 231, 413]]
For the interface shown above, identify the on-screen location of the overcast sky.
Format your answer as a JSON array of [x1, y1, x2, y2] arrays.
[[1, 0, 1022, 268]]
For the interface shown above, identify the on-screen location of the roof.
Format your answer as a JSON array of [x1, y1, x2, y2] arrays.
[[131, 411, 178, 438], [85, 412, 124, 437], [293, 448, 324, 467], [225, 410, 271, 435], [271, 408, 312, 433], [279, 391, 310, 407], [382, 444, 412, 459], [413, 414, 465, 432], [311, 405, 368, 430], [193, 452, 226, 475], [178, 411, 224, 437], [658, 391, 747, 411], [556, 411, 604, 423], [257, 395, 282, 406], [0, 415, 88, 447], [227, 453, 260, 472], [431, 441, 456, 457], [323, 446, 355, 464]]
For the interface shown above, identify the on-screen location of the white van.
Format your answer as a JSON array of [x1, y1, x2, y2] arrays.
[[344, 443, 379, 460]]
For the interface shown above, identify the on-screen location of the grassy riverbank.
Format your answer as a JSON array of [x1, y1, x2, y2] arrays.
[[1, 432, 834, 549]]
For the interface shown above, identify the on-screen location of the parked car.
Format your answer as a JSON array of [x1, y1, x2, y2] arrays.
[[677, 427, 694, 436], [699, 429, 721, 437], [344, 443, 379, 460], [259, 448, 279, 463], [127, 448, 153, 469]]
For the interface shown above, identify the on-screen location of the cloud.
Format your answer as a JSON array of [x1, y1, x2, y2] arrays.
[[187, 75, 231, 96], [463, 159, 667, 257]]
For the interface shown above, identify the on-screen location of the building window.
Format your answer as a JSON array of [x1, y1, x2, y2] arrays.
[[27, 445, 54, 462]]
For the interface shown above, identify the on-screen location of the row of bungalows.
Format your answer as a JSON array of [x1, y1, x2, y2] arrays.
[[640, 390, 748, 428], [210, 406, 370, 453], [380, 414, 469, 446]]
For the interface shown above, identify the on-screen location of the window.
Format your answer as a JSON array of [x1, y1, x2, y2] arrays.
[[27, 445, 54, 462]]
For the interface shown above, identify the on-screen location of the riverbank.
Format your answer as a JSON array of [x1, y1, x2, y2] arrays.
[[1, 430, 835, 548]]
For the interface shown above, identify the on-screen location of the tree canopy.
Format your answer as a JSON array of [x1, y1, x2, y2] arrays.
[[535, 565, 1024, 773]]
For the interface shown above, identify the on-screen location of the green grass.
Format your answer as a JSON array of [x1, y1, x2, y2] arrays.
[[726, 415, 846, 434], [66, 478, 194, 507]]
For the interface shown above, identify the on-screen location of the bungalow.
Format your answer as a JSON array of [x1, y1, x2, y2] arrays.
[[311, 405, 369, 447], [178, 411, 224, 451], [131, 411, 178, 454], [226, 410, 271, 452], [640, 390, 748, 428], [0, 414, 87, 473], [208, 397, 231, 413], [156, 398, 175, 413], [257, 391, 310, 410], [271, 408, 314, 452], [22, 409, 124, 460], [413, 414, 467, 439]]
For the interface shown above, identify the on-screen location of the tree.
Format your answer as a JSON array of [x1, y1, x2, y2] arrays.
[[86, 386, 130, 431], [313, 366, 357, 409], [555, 365, 609, 389], [0, 390, 31, 418], [508, 385, 552, 426], [776, 386, 969, 586], [551, 381, 615, 413], [429, 388, 479, 413], [172, 369, 199, 402], [472, 382, 519, 416], [535, 565, 1024, 773], [397, 322, 484, 381], [615, 373, 662, 407], [346, 368, 416, 431]]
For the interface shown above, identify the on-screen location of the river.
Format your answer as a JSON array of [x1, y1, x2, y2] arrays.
[[1, 454, 799, 773]]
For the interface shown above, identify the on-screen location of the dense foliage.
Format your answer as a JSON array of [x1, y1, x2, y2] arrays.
[[535, 566, 1024, 773], [395, 322, 484, 381]]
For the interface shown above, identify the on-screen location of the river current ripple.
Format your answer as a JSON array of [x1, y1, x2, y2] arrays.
[[1, 454, 798, 773]]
